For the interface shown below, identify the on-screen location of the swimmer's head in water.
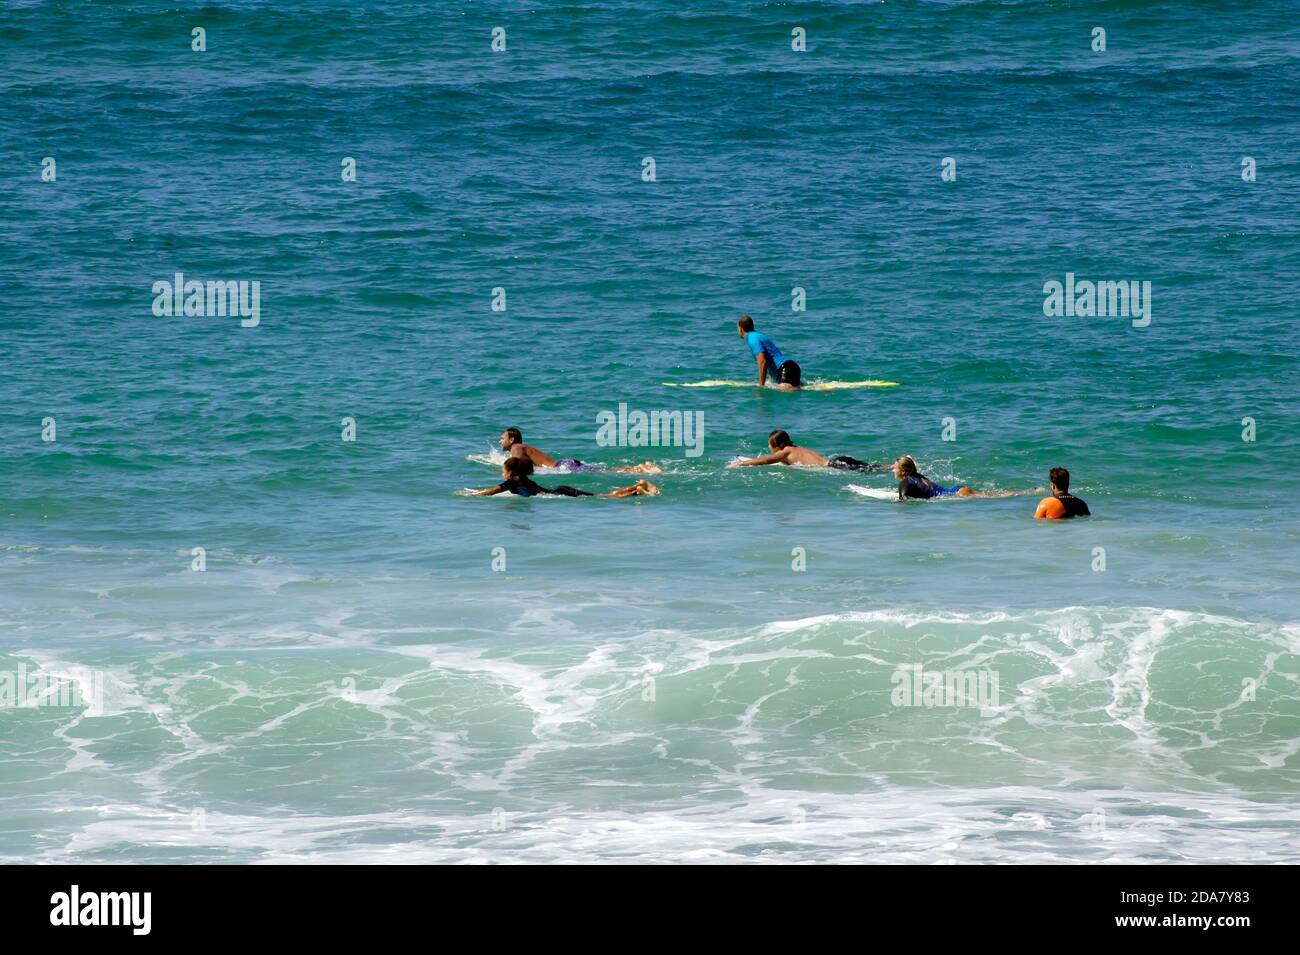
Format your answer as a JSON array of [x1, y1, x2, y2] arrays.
[[893, 456, 918, 479], [1049, 467, 1070, 493], [500, 428, 523, 450], [737, 315, 755, 338], [768, 429, 793, 450], [502, 457, 534, 480]]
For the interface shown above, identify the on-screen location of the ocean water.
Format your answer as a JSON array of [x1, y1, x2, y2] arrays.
[[1, 0, 1298, 864]]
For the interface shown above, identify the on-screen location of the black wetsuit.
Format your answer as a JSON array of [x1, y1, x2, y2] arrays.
[[827, 455, 888, 474], [1052, 492, 1090, 517], [497, 477, 593, 497]]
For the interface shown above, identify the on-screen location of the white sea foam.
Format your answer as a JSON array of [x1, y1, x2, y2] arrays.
[[466, 447, 508, 467], [32, 785, 1300, 865], [7, 606, 1295, 864]]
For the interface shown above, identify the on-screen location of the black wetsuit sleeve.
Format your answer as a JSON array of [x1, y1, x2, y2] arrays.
[[1075, 498, 1091, 517]]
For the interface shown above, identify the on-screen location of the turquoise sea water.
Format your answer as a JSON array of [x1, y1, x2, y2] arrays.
[[1, 0, 1298, 863]]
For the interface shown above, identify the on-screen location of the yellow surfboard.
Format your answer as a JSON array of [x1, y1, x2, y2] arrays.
[[663, 379, 900, 390]]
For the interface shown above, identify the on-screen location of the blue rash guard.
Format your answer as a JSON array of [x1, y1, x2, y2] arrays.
[[745, 331, 789, 370], [898, 475, 961, 500]]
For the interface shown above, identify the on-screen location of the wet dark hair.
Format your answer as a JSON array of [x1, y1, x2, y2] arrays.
[[768, 429, 793, 449], [503, 457, 534, 478], [738, 316, 755, 332], [504, 428, 523, 443], [1049, 467, 1070, 492]]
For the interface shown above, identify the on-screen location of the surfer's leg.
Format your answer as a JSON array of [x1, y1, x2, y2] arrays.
[[953, 486, 1009, 498], [612, 462, 663, 474], [600, 480, 661, 498], [963, 487, 1044, 499]]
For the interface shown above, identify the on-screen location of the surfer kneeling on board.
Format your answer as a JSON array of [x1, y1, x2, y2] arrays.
[[499, 428, 661, 474], [1034, 467, 1091, 519], [893, 456, 1041, 500], [472, 457, 661, 498], [729, 430, 889, 472], [737, 316, 802, 390]]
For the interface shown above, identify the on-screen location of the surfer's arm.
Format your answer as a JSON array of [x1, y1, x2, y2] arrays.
[[729, 449, 789, 467], [755, 352, 769, 386], [472, 483, 509, 496]]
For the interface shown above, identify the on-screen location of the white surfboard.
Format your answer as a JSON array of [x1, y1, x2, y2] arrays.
[[846, 484, 898, 501]]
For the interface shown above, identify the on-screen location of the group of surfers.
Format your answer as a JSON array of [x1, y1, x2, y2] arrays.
[[474, 426, 1090, 520], [471, 315, 1090, 519]]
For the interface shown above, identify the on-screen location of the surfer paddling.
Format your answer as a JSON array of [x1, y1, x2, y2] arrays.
[[729, 430, 889, 472], [499, 428, 662, 474], [472, 457, 661, 498], [737, 316, 802, 390], [893, 456, 1042, 500]]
